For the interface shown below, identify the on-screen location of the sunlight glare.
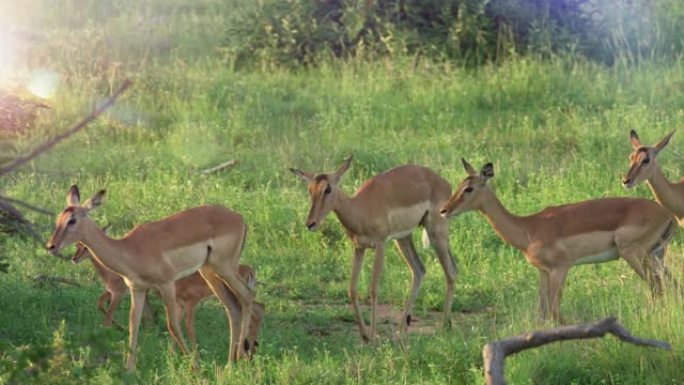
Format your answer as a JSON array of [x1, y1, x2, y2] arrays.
[[27, 69, 60, 98]]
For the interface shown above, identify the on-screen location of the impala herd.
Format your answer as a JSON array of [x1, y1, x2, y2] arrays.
[[44, 130, 682, 372]]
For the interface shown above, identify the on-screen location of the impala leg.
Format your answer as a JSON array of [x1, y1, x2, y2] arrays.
[[547, 266, 569, 324], [394, 237, 425, 334], [619, 246, 654, 295], [126, 288, 147, 372], [349, 247, 370, 342], [97, 291, 110, 317], [214, 267, 253, 360], [199, 266, 242, 362], [369, 244, 385, 341], [538, 269, 550, 320], [426, 219, 458, 329], [104, 290, 123, 328], [183, 302, 198, 352], [142, 291, 155, 326], [646, 247, 667, 297], [157, 283, 191, 356]]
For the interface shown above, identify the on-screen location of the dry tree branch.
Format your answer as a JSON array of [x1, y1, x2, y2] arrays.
[[0, 195, 52, 215], [31, 273, 81, 288], [200, 159, 239, 175], [0, 79, 133, 177], [483, 316, 671, 385]]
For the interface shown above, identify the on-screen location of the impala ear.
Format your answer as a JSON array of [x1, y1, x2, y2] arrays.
[[630, 129, 642, 150], [290, 168, 314, 183], [82, 189, 106, 210], [67, 185, 80, 206], [461, 158, 477, 176], [334, 155, 353, 179], [654, 130, 675, 154], [481, 163, 494, 181]]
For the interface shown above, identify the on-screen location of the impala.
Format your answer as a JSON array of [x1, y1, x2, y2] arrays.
[[47, 186, 254, 371], [440, 159, 676, 321], [72, 243, 264, 355], [622, 130, 684, 224], [290, 156, 457, 341]]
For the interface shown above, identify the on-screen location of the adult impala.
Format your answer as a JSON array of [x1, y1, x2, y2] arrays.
[[47, 186, 254, 371], [622, 130, 684, 224], [72, 243, 264, 355], [290, 156, 457, 341], [440, 159, 676, 321]]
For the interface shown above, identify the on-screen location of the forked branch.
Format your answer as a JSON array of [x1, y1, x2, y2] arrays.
[[0, 79, 133, 177], [483, 316, 671, 385]]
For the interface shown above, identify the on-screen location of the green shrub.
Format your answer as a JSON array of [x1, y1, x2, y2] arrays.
[[225, 0, 684, 68]]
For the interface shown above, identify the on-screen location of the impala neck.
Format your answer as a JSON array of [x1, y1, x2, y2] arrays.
[[646, 162, 684, 219], [331, 190, 365, 235], [89, 255, 115, 280], [80, 220, 130, 277], [478, 188, 531, 251]]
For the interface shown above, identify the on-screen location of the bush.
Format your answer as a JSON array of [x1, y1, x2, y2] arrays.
[[225, 0, 684, 68]]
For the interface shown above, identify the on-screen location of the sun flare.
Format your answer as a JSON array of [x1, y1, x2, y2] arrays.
[[27, 69, 60, 99]]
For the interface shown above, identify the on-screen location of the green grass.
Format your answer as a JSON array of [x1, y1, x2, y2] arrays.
[[1, 1, 684, 384]]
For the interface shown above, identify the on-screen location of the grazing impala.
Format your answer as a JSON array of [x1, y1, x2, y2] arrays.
[[622, 130, 684, 224], [440, 159, 676, 322], [290, 156, 457, 341], [72, 243, 265, 355], [47, 186, 254, 371]]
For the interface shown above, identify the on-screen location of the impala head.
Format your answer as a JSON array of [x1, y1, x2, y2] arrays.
[[439, 158, 494, 218], [622, 129, 674, 188], [46, 185, 106, 256], [290, 156, 352, 231], [245, 302, 265, 358]]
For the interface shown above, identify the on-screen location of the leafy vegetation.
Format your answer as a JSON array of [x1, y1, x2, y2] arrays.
[[1, 0, 684, 384]]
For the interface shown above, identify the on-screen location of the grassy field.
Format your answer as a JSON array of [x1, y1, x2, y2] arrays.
[[1, 1, 684, 384]]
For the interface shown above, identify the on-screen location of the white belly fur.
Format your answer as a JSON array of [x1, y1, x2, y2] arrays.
[[163, 242, 211, 280], [558, 231, 618, 266], [385, 202, 430, 241], [574, 247, 619, 265]]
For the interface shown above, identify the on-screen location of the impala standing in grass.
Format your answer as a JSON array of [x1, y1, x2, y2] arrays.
[[622, 130, 684, 224], [440, 159, 676, 322], [72, 242, 265, 356], [291, 156, 457, 341], [47, 186, 254, 371]]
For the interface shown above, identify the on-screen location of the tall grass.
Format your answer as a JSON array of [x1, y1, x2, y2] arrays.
[[1, 0, 684, 384]]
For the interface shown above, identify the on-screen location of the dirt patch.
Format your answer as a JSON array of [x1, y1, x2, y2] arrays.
[[300, 302, 494, 338]]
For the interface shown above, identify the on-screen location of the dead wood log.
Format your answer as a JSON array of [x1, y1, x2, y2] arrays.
[[200, 159, 239, 175], [483, 316, 671, 385]]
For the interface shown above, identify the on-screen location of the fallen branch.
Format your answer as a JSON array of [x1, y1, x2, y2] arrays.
[[0, 79, 133, 177], [483, 316, 671, 385], [0, 195, 52, 215], [31, 274, 81, 288], [200, 159, 239, 175]]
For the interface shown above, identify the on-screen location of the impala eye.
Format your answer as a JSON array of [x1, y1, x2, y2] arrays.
[[324, 185, 332, 194], [67, 218, 77, 226], [464, 186, 473, 193], [642, 157, 650, 164]]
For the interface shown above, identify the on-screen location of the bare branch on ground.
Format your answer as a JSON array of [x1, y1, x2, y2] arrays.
[[483, 316, 671, 385]]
